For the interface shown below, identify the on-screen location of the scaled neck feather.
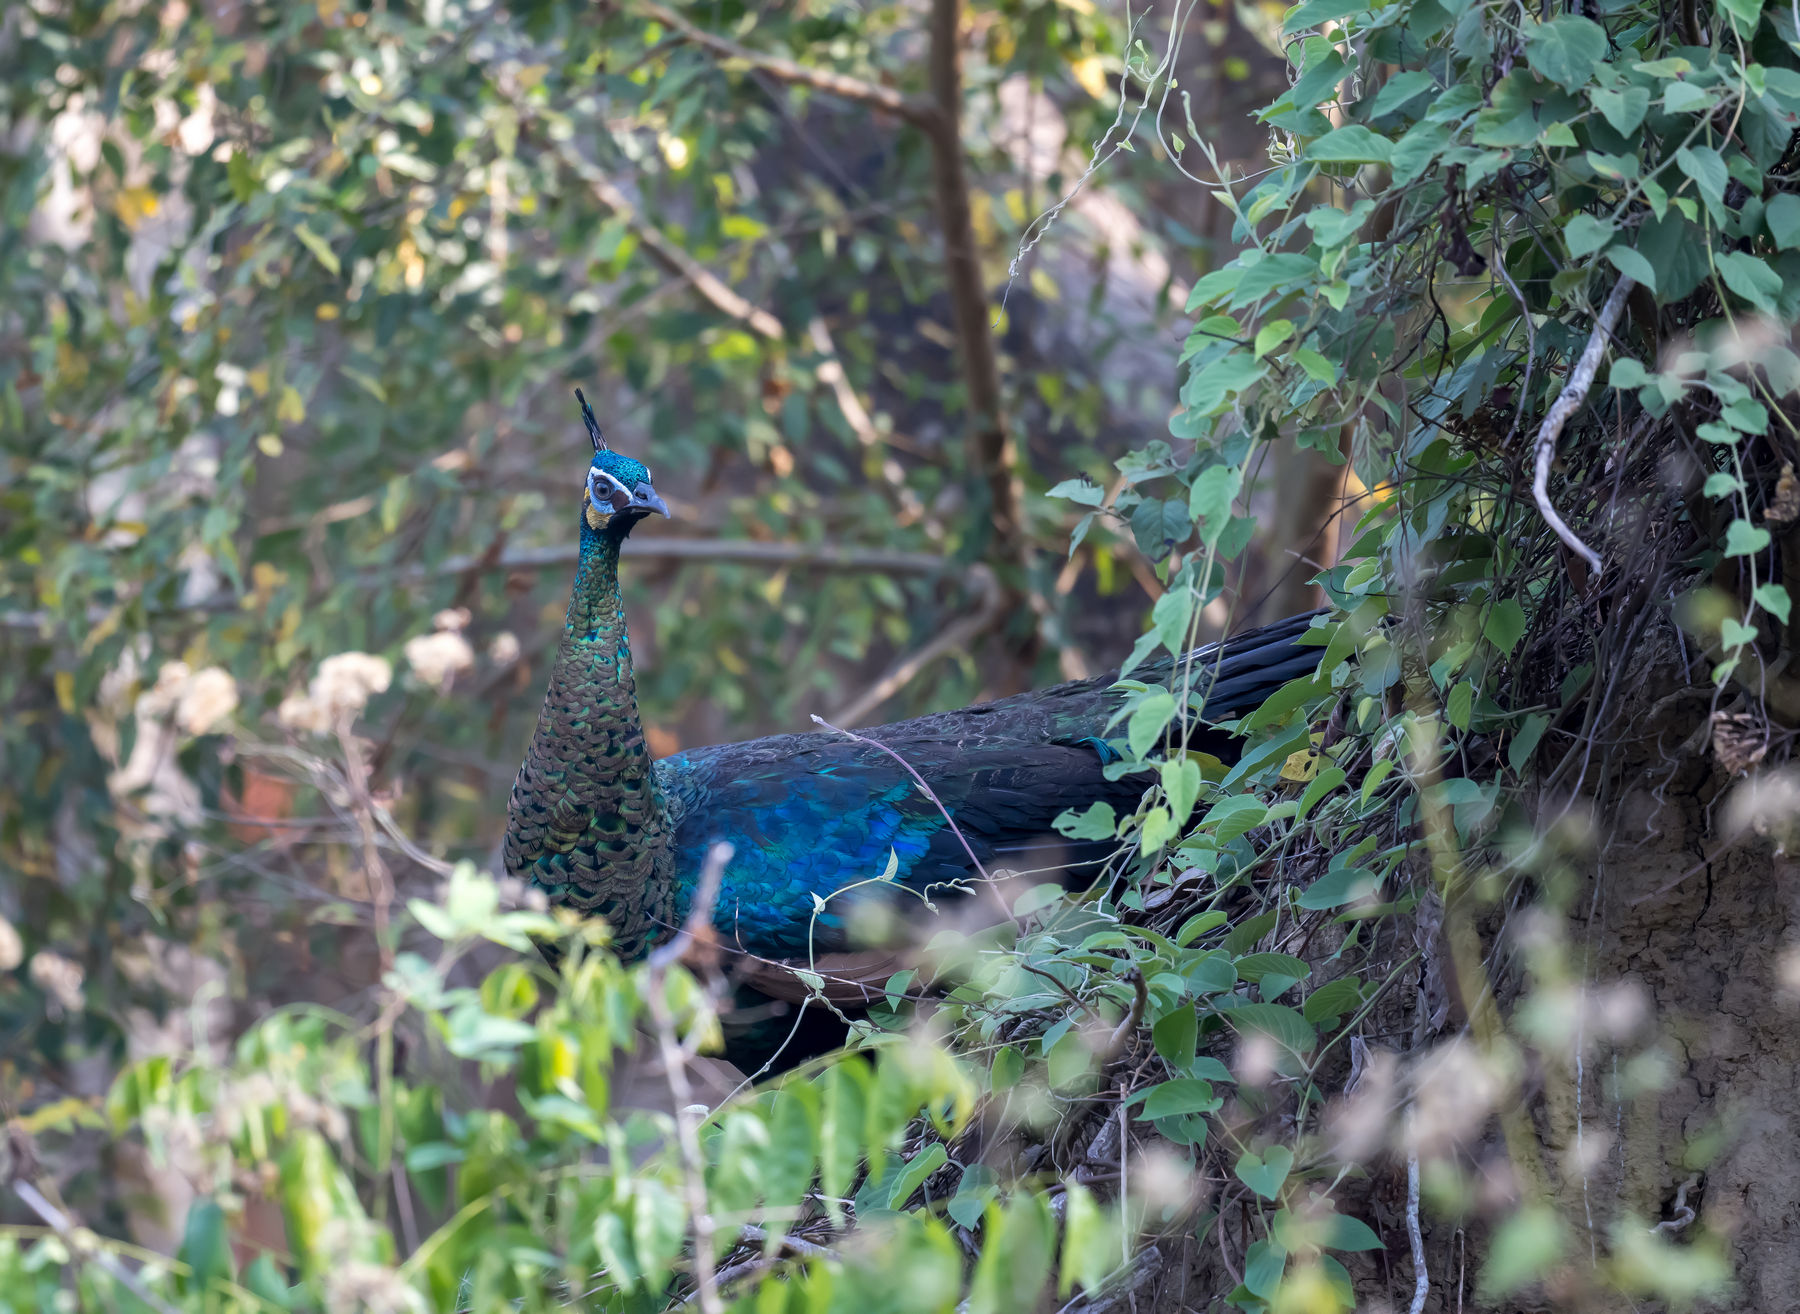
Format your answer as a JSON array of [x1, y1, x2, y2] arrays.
[[503, 513, 677, 958]]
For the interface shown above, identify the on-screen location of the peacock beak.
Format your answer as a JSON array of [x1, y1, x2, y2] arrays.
[[631, 482, 670, 518]]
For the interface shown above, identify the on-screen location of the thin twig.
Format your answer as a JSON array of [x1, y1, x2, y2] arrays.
[[828, 565, 1002, 726], [1531, 276, 1634, 575], [538, 126, 784, 339], [635, 1, 938, 128], [1406, 1153, 1429, 1314], [810, 716, 990, 882], [12, 1180, 183, 1314], [1098, 970, 1148, 1064], [645, 842, 737, 1314], [678, 1226, 838, 1306]]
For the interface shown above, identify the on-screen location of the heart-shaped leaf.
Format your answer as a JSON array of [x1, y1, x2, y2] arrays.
[[1235, 1145, 1294, 1200]]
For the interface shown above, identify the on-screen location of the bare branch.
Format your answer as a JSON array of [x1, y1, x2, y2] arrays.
[[1532, 277, 1633, 576], [0, 540, 963, 631], [645, 841, 737, 1314], [546, 135, 784, 340], [827, 564, 1002, 726], [11, 1180, 182, 1314], [1406, 1153, 1429, 1314], [925, 0, 1028, 580], [635, 1, 938, 129]]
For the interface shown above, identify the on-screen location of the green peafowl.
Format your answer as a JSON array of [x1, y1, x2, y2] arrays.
[[504, 393, 1326, 1071]]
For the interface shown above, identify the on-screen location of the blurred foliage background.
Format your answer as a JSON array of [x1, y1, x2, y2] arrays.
[[2, 0, 1304, 1287]]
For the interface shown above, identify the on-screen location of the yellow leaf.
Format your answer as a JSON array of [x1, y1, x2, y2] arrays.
[[19, 1097, 103, 1135], [1281, 733, 1326, 782], [80, 608, 123, 656], [277, 385, 306, 425], [256, 433, 283, 457], [115, 186, 160, 230], [53, 671, 75, 714], [1070, 56, 1110, 99], [1179, 749, 1229, 781], [247, 367, 270, 397]]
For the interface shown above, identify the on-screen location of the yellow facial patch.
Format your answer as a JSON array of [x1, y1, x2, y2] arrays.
[[585, 502, 609, 531]]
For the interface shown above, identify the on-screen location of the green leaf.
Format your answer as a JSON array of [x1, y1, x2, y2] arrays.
[[1564, 213, 1613, 258], [1298, 863, 1380, 910], [1523, 16, 1608, 90], [1371, 70, 1437, 117], [1188, 465, 1246, 547], [887, 1142, 948, 1209], [1282, 0, 1373, 34], [632, 1180, 688, 1287], [1293, 347, 1338, 383], [818, 1061, 871, 1224], [1182, 352, 1268, 416], [1674, 145, 1728, 216], [1047, 477, 1107, 507], [293, 224, 341, 277], [1721, 617, 1759, 647], [1716, 252, 1782, 315], [1234, 952, 1311, 984], [1046, 1026, 1091, 1090], [1319, 1213, 1386, 1252], [1485, 599, 1528, 653], [1128, 690, 1177, 759], [1604, 245, 1658, 294], [991, 1046, 1024, 1091], [1767, 193, 1800, 250], [1307, 124, 1393, 164], [1137, 1078, 1222, 1119], [1725, 519, 1772, 556], [1056, 801, 1118, 841], [1589, 84, 1649, 135], [1153, 1007, 1198, 1070], [1234, 1145, 1295, 1200], [1220, 1001, 1316, 1058], [1302, 977, 1364, 1026], [1162, 756, 1203, 826], [967, 1192, 1055, 1314], [1198, 794, 1269, 841], [1446, 680, 1474, 730], [1479, 1206, 1565, 1299], [1059, 1184, 1119, 1298], [1254, 319, 1295, 358], [1013, 882, 1065, 917], [1634, 213, 1709, 304], [1754, 583, 1792, 625], [1296, 765, 1347, 822], [1718, 0, 1763, 31], [1153, 586, 1196, 655], [178, 1198, 235, 1294], [950, 1164, 1000, 1230], [1508, 713, 1550, 774]]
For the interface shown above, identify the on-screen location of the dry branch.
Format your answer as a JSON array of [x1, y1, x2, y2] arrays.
[[1531, 276, 1633, 575], [634, 1, 938, 128], [924, 0, 1028, 578], [827, 563, 1002, 726], [550, 138, 785, 340], [645, 840, 738, 1314], [646, 0, 1037, 661]]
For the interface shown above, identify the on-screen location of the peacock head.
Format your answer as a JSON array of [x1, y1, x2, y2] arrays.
[[575, 388, 669, 536]]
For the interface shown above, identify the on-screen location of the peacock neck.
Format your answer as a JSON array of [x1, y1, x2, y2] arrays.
[[506, 517, 678, 959]]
